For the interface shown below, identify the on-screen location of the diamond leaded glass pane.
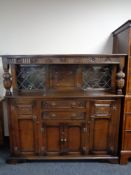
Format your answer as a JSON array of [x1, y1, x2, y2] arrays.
[[82, 65, 112, 90], [17, 65, 47, 90]]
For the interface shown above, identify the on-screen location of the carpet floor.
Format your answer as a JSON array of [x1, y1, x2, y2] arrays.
[[0, 148, 131, 175]]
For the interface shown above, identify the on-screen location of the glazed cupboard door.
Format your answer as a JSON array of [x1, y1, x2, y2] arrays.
[[89, 99, 120, 156], [8, 99, 39, 156], [40, 122, 87, 156]]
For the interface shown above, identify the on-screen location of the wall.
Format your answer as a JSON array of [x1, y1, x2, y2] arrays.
[[0, 0, 131, 57], [0, 0, 131, 135]]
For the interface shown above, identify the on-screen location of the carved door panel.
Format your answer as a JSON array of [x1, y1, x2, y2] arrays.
[[61, 122, 87, 155], [40, 122, 87, 156], [40, 123, 61, 155], [9, 99, 39, 156], [89, 99, 120, 155]]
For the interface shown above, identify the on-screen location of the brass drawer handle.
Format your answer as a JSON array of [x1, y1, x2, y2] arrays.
[[71, 113, 77, 117], [51, 102, 56, 106], [71, 102, 77, 107], [51, 113, 56, 117]]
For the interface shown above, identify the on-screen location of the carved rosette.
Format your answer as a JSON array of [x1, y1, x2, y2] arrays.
[[117, 71, 125, 94]]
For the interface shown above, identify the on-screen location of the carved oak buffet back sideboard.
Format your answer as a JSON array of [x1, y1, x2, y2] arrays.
[[1, 54, 127, 163]]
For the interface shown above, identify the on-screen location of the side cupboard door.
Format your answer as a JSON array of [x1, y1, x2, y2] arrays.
[[89, 99, 120, 156], [8, 99, 39, 156]]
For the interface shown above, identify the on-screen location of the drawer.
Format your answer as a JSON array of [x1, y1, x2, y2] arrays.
[[42, 100, 85, 109], [95, 104, 111, 115], [94, 101, 112, 115], [16, 104, 33, 114], [125, 115, 131, 130], [42, 111, 85, 120]]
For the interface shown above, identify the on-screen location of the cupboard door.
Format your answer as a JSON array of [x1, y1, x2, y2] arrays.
[[9, 100, 39, 155], [89, 100, 120, 155], [40, 123, 61, 155], [41, 122, 87, 156], [66, 123, 88, 155]]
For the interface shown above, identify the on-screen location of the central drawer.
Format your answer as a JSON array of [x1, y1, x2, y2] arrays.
[[42, 100, 85, 109], [42, 111, 85, 120]]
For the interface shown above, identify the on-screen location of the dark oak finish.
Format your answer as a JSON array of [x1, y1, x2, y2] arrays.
[[0, 98, 4, 145], [113, 20, 131, 164], [1, 54, 126, 163]]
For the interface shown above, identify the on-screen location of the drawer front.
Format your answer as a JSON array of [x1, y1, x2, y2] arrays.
[[42, 111, 85, 120], [42, 100, 85, 109], [16, 104, 33, 114], [94, 103, 112, 115]]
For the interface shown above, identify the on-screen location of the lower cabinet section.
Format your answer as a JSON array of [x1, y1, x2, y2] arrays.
[[8, 97, 121, 161], [89, 100, 119, 155]]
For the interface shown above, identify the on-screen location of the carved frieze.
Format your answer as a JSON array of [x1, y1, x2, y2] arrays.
[[2, 55, 124, 65]]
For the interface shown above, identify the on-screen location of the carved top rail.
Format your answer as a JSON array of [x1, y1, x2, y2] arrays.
[[1, 54, 126, 65], [0, 54, 127, 96]]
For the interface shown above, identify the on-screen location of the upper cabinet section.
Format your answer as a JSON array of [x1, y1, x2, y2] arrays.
[[112, 20, 131, 56], [1, 54, 126, 97]]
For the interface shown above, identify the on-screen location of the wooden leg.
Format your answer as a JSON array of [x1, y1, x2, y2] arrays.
[[120, 155, 128, 165]]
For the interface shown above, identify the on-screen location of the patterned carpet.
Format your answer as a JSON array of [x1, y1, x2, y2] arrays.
[[0, 148, 131, 175]]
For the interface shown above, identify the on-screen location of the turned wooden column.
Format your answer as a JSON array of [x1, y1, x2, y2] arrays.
[[117, 58, 125, 94], [2, 57, 12, 96]]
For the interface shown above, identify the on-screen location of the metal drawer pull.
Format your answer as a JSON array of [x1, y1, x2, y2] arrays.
[[51, 102, 56, 106], [71, 102, 77, 107], [51, 113, 56, 117], [71, 113, 77, 117]]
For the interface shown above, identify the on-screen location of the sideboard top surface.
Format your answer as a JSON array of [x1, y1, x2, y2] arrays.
[[0, 54, 127, 58]]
